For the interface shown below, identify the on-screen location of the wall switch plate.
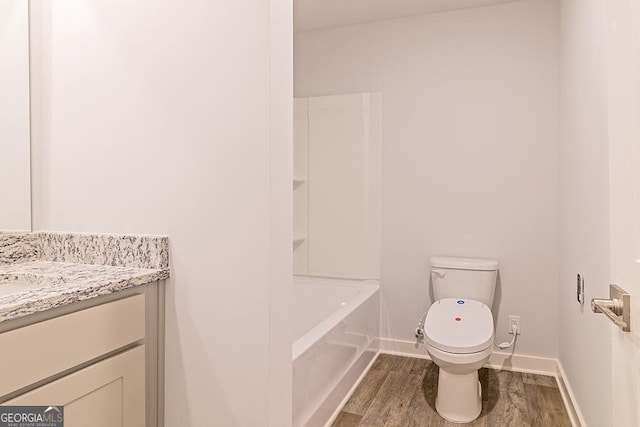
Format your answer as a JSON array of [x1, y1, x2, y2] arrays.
[[577, 273, 585, 304]]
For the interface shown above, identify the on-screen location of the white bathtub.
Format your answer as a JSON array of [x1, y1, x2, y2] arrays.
[[292, 276, 380, 427]]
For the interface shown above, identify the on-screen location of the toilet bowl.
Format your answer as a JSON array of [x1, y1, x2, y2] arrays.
[[425, 298, 495, 423], [424, 256, 499, 422], [427, 346, 492, 422]]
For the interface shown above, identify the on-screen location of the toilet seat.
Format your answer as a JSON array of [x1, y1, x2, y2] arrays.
[[425, 298, 494, 354]]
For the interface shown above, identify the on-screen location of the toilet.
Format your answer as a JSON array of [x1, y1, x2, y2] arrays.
[[424, 256, 498, 423]]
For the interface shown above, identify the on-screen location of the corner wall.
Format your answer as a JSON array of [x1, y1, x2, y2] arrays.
[[558, 0, 612, 425], [29, 1, 292, 425], [0, 0, 31, 231], [295, 0, 560, 358]]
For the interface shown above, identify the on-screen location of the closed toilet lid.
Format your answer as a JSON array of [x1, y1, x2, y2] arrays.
[[425, 298, 494, 354]]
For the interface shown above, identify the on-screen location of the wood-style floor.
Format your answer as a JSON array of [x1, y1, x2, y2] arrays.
[[332, 354, 572, 427]]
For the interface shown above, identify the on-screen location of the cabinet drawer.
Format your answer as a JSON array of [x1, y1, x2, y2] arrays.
[[4, 345, 146, 427], [0, 294, 145, 397]]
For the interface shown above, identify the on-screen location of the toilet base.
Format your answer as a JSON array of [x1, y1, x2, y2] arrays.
[[435, 368, 482, 423]]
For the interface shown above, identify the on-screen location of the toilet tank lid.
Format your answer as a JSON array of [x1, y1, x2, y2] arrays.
[[430, 256, 499, 271]]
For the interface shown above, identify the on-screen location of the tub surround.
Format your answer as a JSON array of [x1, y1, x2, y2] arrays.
[[0, 231, 169, 323]]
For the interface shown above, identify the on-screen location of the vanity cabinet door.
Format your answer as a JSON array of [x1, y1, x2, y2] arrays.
[[0, 294, 146, 398], [4, 346, 145, 427]]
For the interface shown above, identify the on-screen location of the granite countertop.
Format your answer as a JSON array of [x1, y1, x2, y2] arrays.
[[0, 261, 169, 322], [0, 232, 170, 323]]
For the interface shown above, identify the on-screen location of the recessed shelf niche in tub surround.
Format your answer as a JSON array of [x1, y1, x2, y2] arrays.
[[0, 231, 170, 322]]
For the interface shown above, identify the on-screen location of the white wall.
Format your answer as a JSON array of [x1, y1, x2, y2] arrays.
[[29, 1, 292, 426], [0, 0, 31, 231], [295, 0, 560, 357], [558, 0, 612, 425]]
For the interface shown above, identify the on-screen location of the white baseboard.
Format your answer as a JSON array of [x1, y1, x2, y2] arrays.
[[486, 350, 558, 375], [376, 338, 584, 426], [555, 360, 586, 427], [376, 337, 431, 360], [376, 338, 557, 375]]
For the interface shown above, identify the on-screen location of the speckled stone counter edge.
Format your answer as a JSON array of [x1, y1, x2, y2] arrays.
[[0, 231, 169, 269], [0, 264, 170, 323]]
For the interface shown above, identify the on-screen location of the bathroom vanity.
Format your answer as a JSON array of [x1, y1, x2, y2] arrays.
[[0, 232, 169, 427]]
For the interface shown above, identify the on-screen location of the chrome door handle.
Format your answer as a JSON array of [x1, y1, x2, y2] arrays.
[[591, 284, 630, 332]]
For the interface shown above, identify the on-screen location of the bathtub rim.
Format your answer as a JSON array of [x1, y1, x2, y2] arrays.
[[292, 275, 379, 361]]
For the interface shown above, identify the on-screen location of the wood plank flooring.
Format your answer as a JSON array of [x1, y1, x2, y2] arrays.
[[332, 354, 571, 427]]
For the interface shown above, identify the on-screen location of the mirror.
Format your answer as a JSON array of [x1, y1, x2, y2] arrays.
[[0, 0, 31, 231]]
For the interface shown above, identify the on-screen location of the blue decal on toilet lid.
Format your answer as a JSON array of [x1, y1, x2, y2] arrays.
[[457, 300, 464, 304]]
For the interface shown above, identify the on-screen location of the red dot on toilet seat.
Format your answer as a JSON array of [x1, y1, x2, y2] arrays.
[[455, 317, 461, 321]]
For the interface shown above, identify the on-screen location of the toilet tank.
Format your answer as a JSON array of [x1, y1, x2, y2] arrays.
[[430, 256, 499, 307]]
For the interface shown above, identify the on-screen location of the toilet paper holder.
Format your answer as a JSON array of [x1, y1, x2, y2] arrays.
[[591, 284, 631, 332]]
